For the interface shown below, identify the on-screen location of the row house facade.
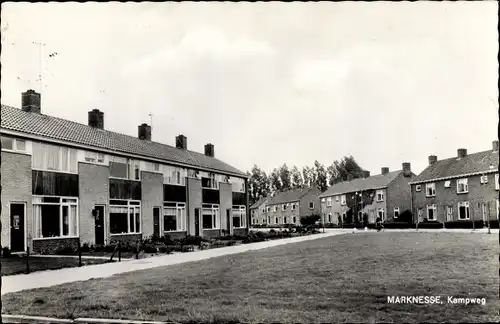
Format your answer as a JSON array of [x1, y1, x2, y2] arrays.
[[409, 143, 499, 225], [250, 196, 269, 225], [264, 187, 322, 226], [319, 163, 416, 225], [1, 90, 249, 254]]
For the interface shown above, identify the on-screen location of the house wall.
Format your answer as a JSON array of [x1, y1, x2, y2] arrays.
[[187, 177, 202, 235], [141, 171, 163, 238], [299, 187, 321, 218], [78, 162, 109, 245], [250, 201, 268, 225], [411, 172, 499, 223], [1, 151, 32, 251], [267, 200, 300, 225], [386, 172, 416, 222]]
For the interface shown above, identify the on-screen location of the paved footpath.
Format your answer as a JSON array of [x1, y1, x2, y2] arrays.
[[2, 230, 352, 295]]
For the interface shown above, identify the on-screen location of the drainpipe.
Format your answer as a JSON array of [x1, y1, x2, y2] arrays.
[[410, 183, 416, 230]]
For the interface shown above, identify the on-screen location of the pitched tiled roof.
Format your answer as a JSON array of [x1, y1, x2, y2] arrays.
[[250, 196, 269, 209], [409, 150, 499, 184], [266, 187, 316, 205], [319, 171, 402, 197], [1, 105, 246, 177]]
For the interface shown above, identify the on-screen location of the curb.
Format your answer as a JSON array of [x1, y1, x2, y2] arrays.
[[2, 314, 177, 324]]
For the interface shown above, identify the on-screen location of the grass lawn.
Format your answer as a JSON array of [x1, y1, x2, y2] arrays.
[[1, 255, 110, 276], [2, 232, 498, 323]]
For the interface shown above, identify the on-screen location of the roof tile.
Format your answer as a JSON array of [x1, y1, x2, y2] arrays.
[[319, 171, 402, 197]]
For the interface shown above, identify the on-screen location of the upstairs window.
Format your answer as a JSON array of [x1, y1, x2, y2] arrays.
[[340, 195, 346, 205], [282, 204, 287, 211], [480, 175, 488, 184], [496, 174, 499, 190], [201, 173, 218, 189], [415, 185, 422, 192], [426, 183, 436, 197], [326, 197, 332, 207], [456, 178, 468, 194], [376, 190, 384, 202], [32, 142, 77, 173], [109, 156, 128, 179], [231, 177, 246, 193], [444, 181, 451, 188], [309, 202, 315, 209], [266, 206, 270, 213], [164, 165, 187, 186], [1, 136, 27, 153], [84, 151, 105, 164], [273, 206, 278, 212], [291, 203, 296, 211]]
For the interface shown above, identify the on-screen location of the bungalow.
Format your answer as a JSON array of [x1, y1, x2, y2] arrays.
[[319, 163, 416, 225], [265, 187, 322, 226], [250, 196, 269, 226], [409, 142, 499, 226], [1, 90, 249, 254]]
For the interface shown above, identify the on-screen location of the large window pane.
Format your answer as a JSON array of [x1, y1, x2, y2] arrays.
[[41, 204, 60, 237], [110, 161, 128, 178], [164, 208, 177, 231], [129, 207, 135, 232], [46, 144, 60, 171], [202, 210, 213, 229], [1, 136, 13, 150], [32, 142, 45, 169], [110, 207, 128, 234], [69, 149, 78, 173], [62, 205, 69, 236], [61, 147, 69, 172], [135, 210, 140, 233], [71, 205, 78, 236]]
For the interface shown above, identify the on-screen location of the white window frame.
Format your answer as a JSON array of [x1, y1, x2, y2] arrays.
[[446, 206, 453, 222], [32, 196, 79, 239], [340, 195, 346, 205], [1, 136, 28, 154], [326, 197, 332, 207], [328, 213, 332, 223], [202, 204, 220, 230], [444, 181, 451, 188], [163, 202, 187, 232], [109, 200, 141, 235], [335, 196, 339, 202], [309, 201, 315, 209], [415, 185, 422, 192], [84, 150, 106, 165], [377, 208, 385, 222], [425, 183, 436, 197], [426, 204, 437, 221], [457, 201, 470, 220], [282, 204, 287, 211], [495, 174, 499, 190], [456, 178, 468, 194], [273, 206, 278, 212], [231, 177, 246, 193], [376, 190, 385, 202], [291, 203, 296, 211], [232, 206, 246, 229], [32, 142, 78, 174], [393, 207, 400, 219], [266, 206, 270, 213], [163, 165, 187, 186], [480, 175, 488, 184], [321, 198, 326, 203], [109, 156, 130, 179]]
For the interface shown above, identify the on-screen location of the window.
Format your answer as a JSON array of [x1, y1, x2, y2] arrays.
[[262, 207, 266, 213], [110, 201, 141, 234], [144, 162, 160, 173], [480, 175, 488, 184], [232, 206, 246, 228], [457, 201, 470, 220], [394, 207, 400, 219], [202, 204, 219, 229], [321, 198, 326, 203], [231, 177, 246, 192], [427, 204, 437, 221], [84, 151, 105, 164], [32, 142, 77, 173], [32, 197, 78, 238], [283, 216, 287, 224], [282, 204, 287, 211], [497, 199, 499, 220], [326, 197, 332, 207], [495, 174, 499, 190], [309, 202, 315, 209], [417, 208, 423, 219], [275, 217, 278, 225], [273, 206, 278, 212], [340, 195, 346, 205], [328, 213, 332, 223], [128, 160, 141, 181], [457, 178, 468, 194], [291, 203, 296, 211], [201, 173, 219, 189], [415, 185, 422, 192], [376, 190, 384, 202], [335, 196, 339, 202], [163, 165, 187, 186], [444, 181, 451, 188], [1, 136, 27, 153], [109, 156, 128, 178], [293, 216, 296, 223], [163, 203, 186, 232], [446, 206, 453, 222], [266, 207, 270, 213], [377, 208, 385, 221], [426, 183, 436, 197]]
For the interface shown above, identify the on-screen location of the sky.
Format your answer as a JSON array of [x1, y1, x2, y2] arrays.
[[1, 2, 498, 176]]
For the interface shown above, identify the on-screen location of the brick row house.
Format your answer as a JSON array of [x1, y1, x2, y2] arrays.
[[264, 187, 322, 226], [250, 196, 269, 225], [409, 143, 499, 225], [1, 90, 249, 254], [319, 163, 416, 225]]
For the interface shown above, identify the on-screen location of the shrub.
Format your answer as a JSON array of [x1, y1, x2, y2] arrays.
[[142, 244, 158, 254], [158, 245, 172, 254], [300, 215, 321, 227], [80, 243, 90, 253], [399, 210, 413, 223], [2, 247, 12, 258], [54, 246, 77, 255], [181, 235, 205, 246]]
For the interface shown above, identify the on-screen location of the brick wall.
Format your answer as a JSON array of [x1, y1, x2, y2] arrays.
[[299, 187, 321, 218], [109, 233, 142, 244], [1, 151, 32, 251], [412, 173, 499, 223], [78, 162, 109, 245], [203, 229, 222, 238], [233, 228, 248, 236], [32, 237, 79, 254], [267, 201, 300, 226], [141, 171, 163, 238], [187, 178, 202, 235], [386, 172, 416, 222]]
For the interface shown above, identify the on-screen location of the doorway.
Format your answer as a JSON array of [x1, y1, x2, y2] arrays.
[[10, 202, 26, 252], [94, 205, 105, 245], [153, 207, 161, 237], [481, 203, 488, 224], [194, 208, 200, 237], [226, 209, 231, 235]]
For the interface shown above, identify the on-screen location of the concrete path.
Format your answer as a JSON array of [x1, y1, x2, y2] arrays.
[[1, 230, 351, 295]]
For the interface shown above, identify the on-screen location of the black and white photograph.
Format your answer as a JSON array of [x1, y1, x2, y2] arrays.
[[0, 1, 498, 323]]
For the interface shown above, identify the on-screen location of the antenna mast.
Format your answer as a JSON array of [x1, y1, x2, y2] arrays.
[[32, 41, 46, 94]]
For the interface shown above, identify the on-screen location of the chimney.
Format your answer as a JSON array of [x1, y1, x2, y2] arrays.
[[428, 155, 438, 165], [138, 123, 151, 141], [21, 89, 41, 113], [493, 140, 499, 152], [402, 162, 412, 177], [457, 148, 467, 159], [88, 109, 104, 129], [175, 135, 187, 149], [381, 167, 389, 175], [363, 171, 370, 178], [204, 143, 214, 157]]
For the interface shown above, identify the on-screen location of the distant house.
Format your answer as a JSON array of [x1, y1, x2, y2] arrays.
[[409, 142, 499, 225], [250, 196, 269, 226], [319, 163, 416, 225], [265, 187, 322, 226]]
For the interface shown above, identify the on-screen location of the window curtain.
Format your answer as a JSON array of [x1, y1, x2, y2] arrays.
[[46, 144, 60, 171]]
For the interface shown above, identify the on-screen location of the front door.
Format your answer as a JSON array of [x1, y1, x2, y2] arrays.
[[226, 209, 231, 234], [194, 208, 200, 237], [10, 203, 25, 252], [153, 207, 161, 237], [94, 205, 105, 245]]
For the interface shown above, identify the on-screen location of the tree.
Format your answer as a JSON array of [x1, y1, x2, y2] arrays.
[[302, 166, 314, 187], [328, 156, 365, 185], [269, 168, 282, 194], [291, 166, 303, 189], [247, 165, 271, 204], [314, 160, 328, 192], [279, 163, 292, 190]]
